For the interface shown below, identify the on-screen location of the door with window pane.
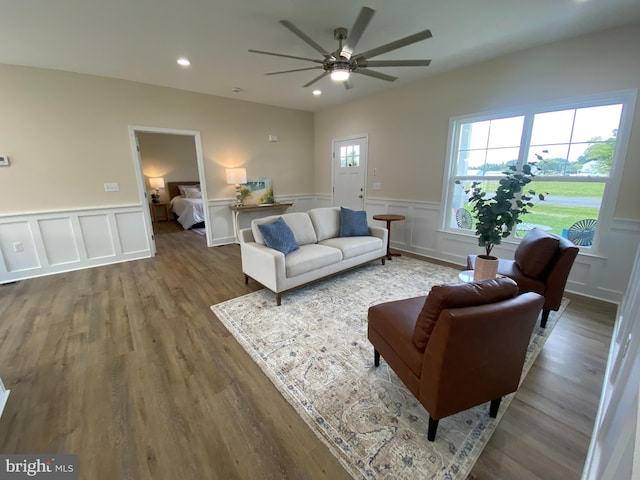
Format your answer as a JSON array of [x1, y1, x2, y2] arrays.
[[333, 137, 367, 210]]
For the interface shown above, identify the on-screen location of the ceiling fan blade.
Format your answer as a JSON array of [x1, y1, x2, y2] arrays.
[[303, 71, 329, 88], [344, 78, 354, 90], [354, 68, 398, 82], [362, 59, 431, 67], [280, 20, 331, 57], [265, 66, 323, 76], [248, 49, 323, 64], [340, 7, 375, 60], [355, 29, 432, 60]]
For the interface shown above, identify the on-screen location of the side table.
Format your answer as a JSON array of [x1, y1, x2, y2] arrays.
[[150, 202, 170, 223], [373, 214, 406, 260]]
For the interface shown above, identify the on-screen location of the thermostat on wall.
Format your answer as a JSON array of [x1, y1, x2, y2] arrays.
[[0, 156, 9, 166]]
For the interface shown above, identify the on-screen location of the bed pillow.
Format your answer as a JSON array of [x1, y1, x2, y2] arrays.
[[178, 184, 200, 196], [184, 187, 202, 199], [339, 207, 369, 237], [257, 217, 299, 255]]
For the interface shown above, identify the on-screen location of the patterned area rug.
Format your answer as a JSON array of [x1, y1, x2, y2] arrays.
[[210, 257, 567, 479]]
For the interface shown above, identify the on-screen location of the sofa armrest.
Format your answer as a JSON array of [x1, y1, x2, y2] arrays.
[[239, 228, 255, 244], [240, 241, 286, 293], [369, 225, 389, 251]]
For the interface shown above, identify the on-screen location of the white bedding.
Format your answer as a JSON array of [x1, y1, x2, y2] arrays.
[[170, 196, 205, 229]]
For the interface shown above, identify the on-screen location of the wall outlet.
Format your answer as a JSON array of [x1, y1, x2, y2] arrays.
[[13, 242, 23, 253], [104, 183, 119, 192]]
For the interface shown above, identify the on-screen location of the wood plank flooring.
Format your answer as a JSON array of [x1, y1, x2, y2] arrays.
[[0, 226, 616, 479]]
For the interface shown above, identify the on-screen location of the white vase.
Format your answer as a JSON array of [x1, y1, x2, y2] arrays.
[[474, 255, 499, 281]]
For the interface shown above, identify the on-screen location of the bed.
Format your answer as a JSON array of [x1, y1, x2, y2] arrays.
[[167, 181, 206, 229]]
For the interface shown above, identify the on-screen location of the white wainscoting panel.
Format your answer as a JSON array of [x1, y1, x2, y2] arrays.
[[364, 196, 639, 304], [79, 215, 115, 259], [0, 205, 151, 284], [115, 212, 149, 254], [3, 195, 638, 304], [0, 221, 40, 272], [38, 217, 80, 266]]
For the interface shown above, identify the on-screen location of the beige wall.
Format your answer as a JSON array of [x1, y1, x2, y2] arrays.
[[0, 65, 314, 215], [314, 22, 640, 220], [138, 132, 199, 204]]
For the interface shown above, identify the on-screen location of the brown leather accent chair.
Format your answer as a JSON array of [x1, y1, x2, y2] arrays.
[[367, 278, 544, 441], [467, 228, 579, 328]]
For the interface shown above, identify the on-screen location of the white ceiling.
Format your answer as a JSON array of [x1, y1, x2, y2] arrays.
[[2, 0, 640, 112]]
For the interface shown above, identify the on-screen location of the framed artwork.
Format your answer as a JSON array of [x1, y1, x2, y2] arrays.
[[243, 177, 274, 205]]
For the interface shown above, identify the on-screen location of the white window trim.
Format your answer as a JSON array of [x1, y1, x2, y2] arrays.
[[441, 89, 637, 255]]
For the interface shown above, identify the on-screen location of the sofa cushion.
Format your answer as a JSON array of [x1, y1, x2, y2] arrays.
[[252, 213, 318, 246], [257, 217, 299, 255], [340, 207, 369, 237], [320, 236, 383, 260], [251, 215, 279, 245], [308, 207, 341, 241], [285, 244, 343, 278], [412, 277, 519, 351], [514, 228, 560, 278]]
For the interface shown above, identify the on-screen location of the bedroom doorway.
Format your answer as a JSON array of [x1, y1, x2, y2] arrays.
[[129, 126, 210, 254]]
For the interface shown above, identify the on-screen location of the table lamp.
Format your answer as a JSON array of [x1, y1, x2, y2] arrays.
[[149, 177, 165, 203], [226, 168, 247, 206]]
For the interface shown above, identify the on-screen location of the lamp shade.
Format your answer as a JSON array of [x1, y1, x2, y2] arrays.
[[149, 177, 165, 190], [226, 167, 247, 185]]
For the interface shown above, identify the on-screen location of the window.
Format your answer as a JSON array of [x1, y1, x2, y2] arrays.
[[443, 91, 635, 251], [339, 144, 360, 167]]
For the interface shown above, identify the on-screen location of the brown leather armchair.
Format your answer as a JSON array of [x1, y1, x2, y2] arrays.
[[467, 227, 579, 328], [367, 278, 544, 441]]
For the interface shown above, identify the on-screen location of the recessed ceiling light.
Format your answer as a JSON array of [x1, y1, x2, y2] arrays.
[[177, 57, 191, 67], [312, 90, 322, 96]]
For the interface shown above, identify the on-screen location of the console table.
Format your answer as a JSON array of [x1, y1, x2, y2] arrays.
[[230, 203, 294, 242]]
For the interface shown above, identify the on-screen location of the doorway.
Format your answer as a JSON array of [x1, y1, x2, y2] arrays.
[[332, 135, 368, 210], [129, 126, 210, 253]]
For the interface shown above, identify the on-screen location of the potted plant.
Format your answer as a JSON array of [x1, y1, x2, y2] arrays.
[[457, 164, 544, 280]]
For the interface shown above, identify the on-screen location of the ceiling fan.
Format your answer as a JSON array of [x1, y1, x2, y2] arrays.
[[249, 7, 432, 89]]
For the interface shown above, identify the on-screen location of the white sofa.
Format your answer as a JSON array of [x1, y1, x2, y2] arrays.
[[239, 207, 388, 305]]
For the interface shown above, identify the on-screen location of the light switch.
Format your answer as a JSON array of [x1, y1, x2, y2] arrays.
[[373, 182, 382, 190], [104, 183, 119, 192]]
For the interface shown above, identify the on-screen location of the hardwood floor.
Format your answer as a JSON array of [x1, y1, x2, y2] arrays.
[[0, 229, 616, 479]]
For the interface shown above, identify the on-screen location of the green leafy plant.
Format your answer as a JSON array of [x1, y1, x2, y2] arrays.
[[457, 164, 544, 257]]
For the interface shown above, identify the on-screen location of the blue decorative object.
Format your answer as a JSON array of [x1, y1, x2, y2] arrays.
[[340, 207, 369, 237], [258, 217, 299, 255]]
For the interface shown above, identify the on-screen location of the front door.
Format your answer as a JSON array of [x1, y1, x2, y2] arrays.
[[332, 136, 367, 210]]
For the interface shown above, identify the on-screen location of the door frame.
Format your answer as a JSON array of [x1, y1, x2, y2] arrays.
[[331, 134, 369, 209], [128, 126, 210, 253]]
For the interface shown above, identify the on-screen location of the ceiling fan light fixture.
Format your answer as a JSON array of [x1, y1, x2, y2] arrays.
[[330, 66, 350, 81]]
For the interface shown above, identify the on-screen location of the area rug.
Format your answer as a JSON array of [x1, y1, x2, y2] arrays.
[[210, 257, 568, 480]]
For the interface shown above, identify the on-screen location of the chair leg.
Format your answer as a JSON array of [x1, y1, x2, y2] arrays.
[[374, 349, 380, 367], [540, 309, 551, 328], [276, 293, 282, 306], [428, 416, 439, 442], [489, 397, 502, 418], [244, 274, 249, 285], [381, 258, 386, 265]]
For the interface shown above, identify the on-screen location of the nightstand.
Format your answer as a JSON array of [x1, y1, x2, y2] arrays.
[[150, 202, 170, 223]]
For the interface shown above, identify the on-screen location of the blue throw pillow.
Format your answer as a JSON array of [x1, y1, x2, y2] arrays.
[[257, 217, 299, 255], [340, 207, 369, 237]]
